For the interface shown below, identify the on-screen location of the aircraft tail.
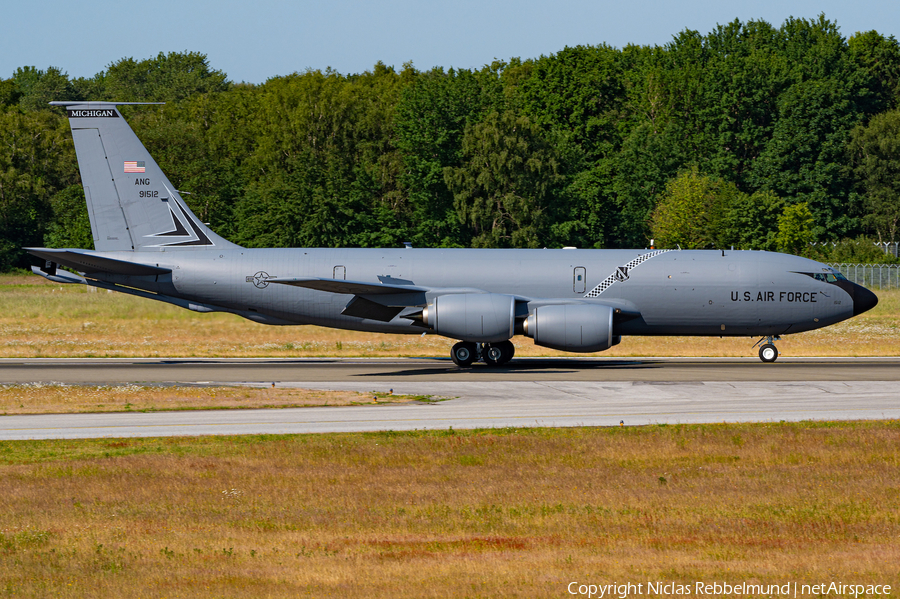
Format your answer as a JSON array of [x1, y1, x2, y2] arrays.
[[51, 101, 238, 252]]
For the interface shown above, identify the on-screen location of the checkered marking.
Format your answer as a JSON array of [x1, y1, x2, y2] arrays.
[[584, 250, 673, 297]]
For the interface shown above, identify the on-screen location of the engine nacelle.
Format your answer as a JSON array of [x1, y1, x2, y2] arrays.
[[423, 293, 515, 342], [524, 304, 617, 352]]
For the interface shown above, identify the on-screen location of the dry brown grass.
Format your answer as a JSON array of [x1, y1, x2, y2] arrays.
[[0, 384, 419, 415], [2, 274, 899, 358], [1, 422, 898, 597]]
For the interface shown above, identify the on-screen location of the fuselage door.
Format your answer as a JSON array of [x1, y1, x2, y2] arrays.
[[574, 266, 586, 294], [333, 265, 346, 280]]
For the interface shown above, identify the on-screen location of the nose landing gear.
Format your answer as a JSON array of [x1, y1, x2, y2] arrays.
[[753, 336, 781, 363], [450, 340, 516, 368]]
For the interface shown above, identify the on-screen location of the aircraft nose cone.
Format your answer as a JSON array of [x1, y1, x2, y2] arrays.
[[853, 283, 878, 316]]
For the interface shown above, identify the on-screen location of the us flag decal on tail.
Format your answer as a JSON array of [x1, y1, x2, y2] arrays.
[[124, 161, 145, 173]]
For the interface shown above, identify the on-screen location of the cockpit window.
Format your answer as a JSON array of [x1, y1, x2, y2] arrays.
[[805, 271, 848, 283]]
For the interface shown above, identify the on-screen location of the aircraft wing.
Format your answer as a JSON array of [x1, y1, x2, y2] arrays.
[[267, 277, 429, 295], [269, 277, 435, 323], [25, 248, 171, 276]]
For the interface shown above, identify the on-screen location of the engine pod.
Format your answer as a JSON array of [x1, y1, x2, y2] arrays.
[[524, 304, 615, 352], [423, 293, 515, 342]]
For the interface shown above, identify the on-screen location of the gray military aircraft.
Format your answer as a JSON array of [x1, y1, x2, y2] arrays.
[[28, 102, 878, 365]]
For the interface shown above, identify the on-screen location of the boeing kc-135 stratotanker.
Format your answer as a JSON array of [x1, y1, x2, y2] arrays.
[[27, 102, 878, 365]]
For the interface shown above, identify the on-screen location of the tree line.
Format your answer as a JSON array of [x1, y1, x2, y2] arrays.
[[2, 15, 900, 271]]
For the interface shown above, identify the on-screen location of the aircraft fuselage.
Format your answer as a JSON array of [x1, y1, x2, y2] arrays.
[[95, 247, 860, 338]]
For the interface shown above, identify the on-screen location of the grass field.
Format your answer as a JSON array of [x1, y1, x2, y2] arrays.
[[2, 274, 899, 358], [0, 384, 421, 415], [1, 422, 898, 598]]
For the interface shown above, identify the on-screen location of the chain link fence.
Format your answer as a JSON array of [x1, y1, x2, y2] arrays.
[[827, 263, 900, 290]]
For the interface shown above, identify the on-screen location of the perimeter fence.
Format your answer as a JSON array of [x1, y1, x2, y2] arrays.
[[827, 263, 900, 290]]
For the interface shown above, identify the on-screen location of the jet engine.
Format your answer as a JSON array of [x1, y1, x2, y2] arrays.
[[422, 293, 515, 342], [524, 304, 619, 352]]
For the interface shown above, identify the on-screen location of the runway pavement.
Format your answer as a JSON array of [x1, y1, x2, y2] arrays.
[[3, 356, 900, 383], [1, 357, 898, 439]]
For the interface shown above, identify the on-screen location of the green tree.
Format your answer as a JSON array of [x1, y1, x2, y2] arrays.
[[717, 189, 784, 251], [44, 185, 93, 249], [512, 45, 630, 247], [233, 69, 361, 247], [101, 52, 230, 102], [650, 168, 784, 251], [647, 20, 792, 182], [517, 44, 624, 161], [0, 108, 77, 269], [233, 64, 409, 248], [751, 78, 862, 239], [627, 16, 869, 244], [776, 202, 814, 254], [235, 171, 360, 248], [848, 31, 900, 115], [847, 109, 900, 242], [602, 121, 687, 247], [12, 66, 80, 111], [444, 111, 562, 247], [0, 79, 22, 107], [650, 168, 739, 249], [394, 65, 505, 247]]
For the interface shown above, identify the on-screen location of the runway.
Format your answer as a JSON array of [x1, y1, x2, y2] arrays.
[[3, 356, 900, 383], [1, 357, 898, 439]]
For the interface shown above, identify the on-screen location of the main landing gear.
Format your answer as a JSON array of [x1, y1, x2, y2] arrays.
[[450, 340, 515, 367], [753, 336, 781, 363]]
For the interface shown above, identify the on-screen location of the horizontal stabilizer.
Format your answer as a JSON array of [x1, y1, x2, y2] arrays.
[[268, 277, 428, 295], [30, 265, 87, 284], [25, 248, 171, 276]]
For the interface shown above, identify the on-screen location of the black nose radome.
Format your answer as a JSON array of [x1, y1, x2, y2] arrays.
[[853, 283, 879, 316], [831, 279, 879, 316]]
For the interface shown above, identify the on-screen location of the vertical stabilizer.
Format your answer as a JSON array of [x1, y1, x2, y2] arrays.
[[51, 101, 238, 252]]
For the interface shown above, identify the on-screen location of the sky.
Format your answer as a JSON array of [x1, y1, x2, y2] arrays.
[[2, 0, 898, 84]]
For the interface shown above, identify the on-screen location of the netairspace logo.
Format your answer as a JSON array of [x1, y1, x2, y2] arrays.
[[566, 581, 893, 598]]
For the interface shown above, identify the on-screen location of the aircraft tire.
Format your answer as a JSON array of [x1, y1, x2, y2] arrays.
[[495, 340, 515, 365], [759, 344, 778, 363], [451, 341, 477, 367], [483, 344, 504, 366]]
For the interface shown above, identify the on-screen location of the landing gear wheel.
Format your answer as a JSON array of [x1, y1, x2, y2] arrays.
[[483, 344, 504, 366], [759, 344, 778, 363], [451, 341, 477, 367], [502, 341, 515, 364], [484, 340, 516, 366]]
